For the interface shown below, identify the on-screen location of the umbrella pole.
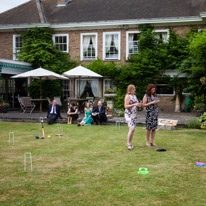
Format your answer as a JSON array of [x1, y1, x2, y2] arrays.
[[79, 76, 80, 99], [40, 78, 42, 112]]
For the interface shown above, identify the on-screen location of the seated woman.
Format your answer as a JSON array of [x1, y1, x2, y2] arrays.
[[67, 103, 79, 124], [78, 102, 93, 126]]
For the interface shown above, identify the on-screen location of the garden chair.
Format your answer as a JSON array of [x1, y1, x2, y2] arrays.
[[54, 96, 62, 106], [54, 96, 67, 112], [92, 97, 100, 107], [47, 97, 52, 105], [86, 97, 94, 107], [19, 97, 36, 113]]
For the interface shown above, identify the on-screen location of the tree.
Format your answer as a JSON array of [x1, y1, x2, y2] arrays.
[[181, 30, 206, 109], [18, 27, 76, 98]]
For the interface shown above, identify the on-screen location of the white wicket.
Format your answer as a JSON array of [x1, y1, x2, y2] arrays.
[[9, 132, 14, 145], [24, 152, 33, 172]]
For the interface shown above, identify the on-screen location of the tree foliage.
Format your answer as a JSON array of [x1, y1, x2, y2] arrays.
[[89, 24, 169, 109], [18, 27, 76, 99], [181, 30, 206, 106]]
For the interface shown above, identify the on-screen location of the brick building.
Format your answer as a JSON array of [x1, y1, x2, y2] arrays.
[[0, 0, 206, 111]]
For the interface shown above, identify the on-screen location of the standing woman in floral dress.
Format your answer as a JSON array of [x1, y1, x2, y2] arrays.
[[124, 85, 142, 150], [142, 84, 160, 147]]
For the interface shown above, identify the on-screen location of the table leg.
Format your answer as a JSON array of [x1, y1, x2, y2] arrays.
[[40, 102, 42, 112]]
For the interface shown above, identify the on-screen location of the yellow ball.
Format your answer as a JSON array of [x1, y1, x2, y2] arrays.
[[48, 135, 51, 138]]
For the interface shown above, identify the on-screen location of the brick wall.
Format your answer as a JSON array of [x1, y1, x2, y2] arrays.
[[1, 25, 205, 62], [0, 32, 14, 60]]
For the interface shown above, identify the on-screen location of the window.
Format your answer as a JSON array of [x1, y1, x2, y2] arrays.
[[154, 30, 169, 43], [75, 79, 99, 98], [156, 84, 174, 96], [103, 79, 116, 92], [52, 34, 69, 53], [81, 33, 97, 61], [13, 35, 23, 60], [126, 31, 140, 59], [103, 32, 121, 60], [62, 80, 71, 100]]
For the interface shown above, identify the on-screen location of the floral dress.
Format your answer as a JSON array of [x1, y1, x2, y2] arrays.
[[145, 94, 159, 130], [124, 94, 139, 128]]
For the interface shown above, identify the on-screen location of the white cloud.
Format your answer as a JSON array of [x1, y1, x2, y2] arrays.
[[0, 0, 30, 13]]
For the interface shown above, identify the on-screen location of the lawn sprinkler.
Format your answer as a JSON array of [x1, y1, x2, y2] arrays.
[[35, 135, 39, 139], [40, 117, 45, 139], [196, 162, 206, 167], [138, 168, 149, 174]]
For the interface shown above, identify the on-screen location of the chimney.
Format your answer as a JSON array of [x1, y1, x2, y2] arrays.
[[57, 0, 71, 7]]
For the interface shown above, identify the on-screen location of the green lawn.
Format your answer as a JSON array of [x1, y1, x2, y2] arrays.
[[0, 122, 206, 206]]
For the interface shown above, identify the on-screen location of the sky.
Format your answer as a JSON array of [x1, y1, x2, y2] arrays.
[[0, 0, 30, 13]]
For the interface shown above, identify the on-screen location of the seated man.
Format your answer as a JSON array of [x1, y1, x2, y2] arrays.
[[92, 101, 107, 125], [47, 100, 62, 124]]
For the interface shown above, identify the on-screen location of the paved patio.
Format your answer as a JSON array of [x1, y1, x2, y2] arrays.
[[0, 109, 198, 127]]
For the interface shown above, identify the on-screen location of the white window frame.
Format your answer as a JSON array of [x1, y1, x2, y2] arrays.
[[156, 84, 175, 96], [154, 29, 169, 43], [103, 31, 121, 60], [13, 34, 23, 60], [62, 79, 71, 100], [126, 31, 140, 59], [103, 79, 116, 93], [52, 34, 69, 53], [80, 33, 98, 61]]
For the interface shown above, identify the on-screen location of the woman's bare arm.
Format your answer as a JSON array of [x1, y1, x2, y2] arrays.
[[124, 95, 141, 109]]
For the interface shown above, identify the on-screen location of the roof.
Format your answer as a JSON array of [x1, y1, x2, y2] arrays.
[[0, 58, 32, 76], [0, 0, 206, 25], [0, 0, 41, 25]]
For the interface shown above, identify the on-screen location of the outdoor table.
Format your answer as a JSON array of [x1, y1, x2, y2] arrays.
[[68, 98, 87, 113], [31, 99, 48, 112]]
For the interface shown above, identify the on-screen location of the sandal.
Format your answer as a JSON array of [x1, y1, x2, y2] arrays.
[[127, 144, 133, 150], [150, 143, 157, 147]]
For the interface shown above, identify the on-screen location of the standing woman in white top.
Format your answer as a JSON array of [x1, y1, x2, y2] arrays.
[[124, 85, 142, 150]]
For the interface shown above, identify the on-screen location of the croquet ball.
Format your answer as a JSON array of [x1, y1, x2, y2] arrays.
[[41, 136, 44, 139], [48, 135, 51, 139], [35, 135, 39, 139]]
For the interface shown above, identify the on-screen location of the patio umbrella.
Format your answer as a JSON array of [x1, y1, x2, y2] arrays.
[[12, 67, 68, 99], [63, 65, 103, 98]]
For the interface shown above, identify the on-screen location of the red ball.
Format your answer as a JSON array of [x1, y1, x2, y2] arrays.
[[41, 136, 44, 139]]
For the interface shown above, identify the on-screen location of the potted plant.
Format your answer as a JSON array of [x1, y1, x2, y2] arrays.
[[200, 76, 206, 85], [104, 88, 117, 110], [104, 88, 117, 98], [0, 99, 9, 113]]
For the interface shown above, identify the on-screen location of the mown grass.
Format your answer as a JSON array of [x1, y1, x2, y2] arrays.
[[0, 122, 206, 206]]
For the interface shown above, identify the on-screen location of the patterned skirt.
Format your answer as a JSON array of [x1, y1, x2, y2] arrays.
[[145, 110, 158, 130], [125, 112, 138, 128]]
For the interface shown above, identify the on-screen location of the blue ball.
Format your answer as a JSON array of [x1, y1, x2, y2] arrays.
[[35, 135, 39, 139]]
